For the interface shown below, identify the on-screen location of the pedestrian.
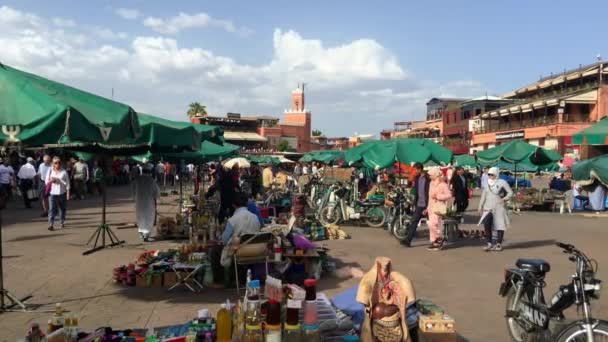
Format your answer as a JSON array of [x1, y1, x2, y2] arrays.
[[0, 157, 15, 203], [17, 157, 37, 208], [450, 166, 469, 217], [478, 166, 513, 252], [403, 162, 430, 247], [165, 162, 174, 187], [72, 157, 89, 200], [302, 163, 310, 175], [133, 166, 160, 242], [311, 162, 318, 175], [37, 155, 52, 216], [47, 157, 70, 231], [293, 163, 302, 178], [217, 165, 238, 222], [480, 167, 489, 190], [427, 167, 452, 250], [92, 160, 104, 195], [155, 161, 165, 185], [249, 162, 262, 200], [262, 164, 274, 192]]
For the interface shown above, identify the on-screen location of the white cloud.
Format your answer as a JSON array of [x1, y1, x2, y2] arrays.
[[143, 12, 252, 36], [52, 17, 75, 27], [115, 8, 141, 20], [0, 5, 485, 136]]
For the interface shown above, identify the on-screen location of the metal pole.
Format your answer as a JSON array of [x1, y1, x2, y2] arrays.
[[179, 160, 184, 212]]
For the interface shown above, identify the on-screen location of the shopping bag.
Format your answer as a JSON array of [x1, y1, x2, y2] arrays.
[[27, 188, 38, 200]]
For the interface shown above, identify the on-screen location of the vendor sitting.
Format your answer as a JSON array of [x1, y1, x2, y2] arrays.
[[209, 192, 261, 288]]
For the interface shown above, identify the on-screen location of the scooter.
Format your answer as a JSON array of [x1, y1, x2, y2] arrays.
[[385, 186, 415, 241], [318, 182, 386, 228]]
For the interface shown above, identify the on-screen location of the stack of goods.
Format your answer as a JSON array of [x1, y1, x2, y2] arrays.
[[325, 224, 350, 240], [417, 299, 457, 342], [112, 244, 212, 289]]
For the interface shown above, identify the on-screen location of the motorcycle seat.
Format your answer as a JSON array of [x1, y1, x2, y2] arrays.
[[516, 258, 551, 274], [357, 200, 383, 207]]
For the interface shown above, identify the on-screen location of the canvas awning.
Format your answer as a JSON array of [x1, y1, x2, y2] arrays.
[[223, 131, 267, 142], [563, 90, 597, 104]]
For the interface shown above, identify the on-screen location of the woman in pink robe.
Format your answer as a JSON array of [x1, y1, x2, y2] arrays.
[[427, 167, 453, 250]]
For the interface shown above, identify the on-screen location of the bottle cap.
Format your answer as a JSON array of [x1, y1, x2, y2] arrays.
[[248, 280, 260, 288], [304, 279, 317, 286], [198, 309, 210, 319], [220, 303, 226, 309]]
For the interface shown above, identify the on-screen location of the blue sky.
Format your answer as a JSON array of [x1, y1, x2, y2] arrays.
[[1, 0, 606, 136]]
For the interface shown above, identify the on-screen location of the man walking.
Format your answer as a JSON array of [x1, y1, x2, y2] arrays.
[[17, 157, 37, 208], [450, 166, 469, 217], [72, 157, 89, 200], [37, 155, 52, 216], [403, 162, 430, 247], [0, 157, 15, 204]]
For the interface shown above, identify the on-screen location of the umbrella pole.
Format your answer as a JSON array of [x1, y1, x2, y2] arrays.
[[179, 160, 184, 212], [514, 163, 518, 190]]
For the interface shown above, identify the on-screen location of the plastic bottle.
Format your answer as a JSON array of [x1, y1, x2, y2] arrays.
[[51, 303, 65, 332], [232, 300, 245, 342], [217, 303, 232, 342], [264, 299, 281, 342], [244, 280, 263, 342], [302, 279, 320, 342]]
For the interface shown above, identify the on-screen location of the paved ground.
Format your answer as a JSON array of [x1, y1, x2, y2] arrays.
[[1, 185, 607, 341]]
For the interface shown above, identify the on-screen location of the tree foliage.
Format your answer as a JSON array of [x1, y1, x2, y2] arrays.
[[277, 139, 291, 152], [187, 102, 207, 117], [312, 129, 323, 136]]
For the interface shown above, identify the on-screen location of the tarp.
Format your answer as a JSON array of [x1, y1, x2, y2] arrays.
[[133, 140, 239, 164], [246, 155, 281, 165], [572, 117, 608, 145], [476, 140, 562, 172], [572, 154, 608, 187], [300, 150, 344, 164], [0, 63, 140, 148], [137, 113, 205, 153], [345, 138, 453, 170]]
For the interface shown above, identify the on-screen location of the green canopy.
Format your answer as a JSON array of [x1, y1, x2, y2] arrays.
[[0, 63, 140, 148], [476, 140, 562, 172], [345, 138, 453, 170], [137, 113, 216, 153], [247, 155, 281, 165], [572, 117, 608, 145], [453, 154, 477, 168], [133, 140, 240, 164], [300, 150, 343, 164], [572, 154, 608, 187]]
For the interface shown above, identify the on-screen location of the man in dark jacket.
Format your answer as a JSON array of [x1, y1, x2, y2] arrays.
[[450, 166, 469, 215], [404, 162, 430, 247]]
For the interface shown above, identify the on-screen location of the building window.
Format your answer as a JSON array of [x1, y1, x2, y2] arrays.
[[539, 138, 545, 146]]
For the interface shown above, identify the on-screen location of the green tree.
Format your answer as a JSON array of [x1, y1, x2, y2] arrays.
[[312, 129, 323, 136], [187, 102, 207, 118], [277, 139, 291, 152]]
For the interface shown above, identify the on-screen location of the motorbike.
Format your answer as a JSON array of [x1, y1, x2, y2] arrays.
[[499, 242, 607, 341], [318, 182, 386, 228], [385, 186, 415, 241]]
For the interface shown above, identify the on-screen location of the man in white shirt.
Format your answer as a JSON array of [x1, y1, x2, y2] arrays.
[[37, 155, 52, 216], [72, 158, 89, 200], [0, 157, 15, 202], [155, 162, 165, 185], [17, 157, 37, 208]]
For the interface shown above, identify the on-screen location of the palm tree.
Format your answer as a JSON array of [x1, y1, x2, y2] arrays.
[[187, 102, 207, 118]]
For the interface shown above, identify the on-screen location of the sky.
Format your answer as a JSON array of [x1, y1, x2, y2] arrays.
[[1, 0, 607, 137]]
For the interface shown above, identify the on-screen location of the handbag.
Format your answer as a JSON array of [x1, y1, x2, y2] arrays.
[[44, 182, 52, 197], [27, 188, 38, 200], [431, 201, 448, 216]]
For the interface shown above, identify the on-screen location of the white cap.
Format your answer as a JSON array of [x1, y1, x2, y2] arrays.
[[488, 167, 500, 176]]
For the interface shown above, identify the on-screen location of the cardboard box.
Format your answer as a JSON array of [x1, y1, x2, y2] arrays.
[[163, 271, 177, 288], [135, 273, 148, 288], [417, 331, 458, 342]]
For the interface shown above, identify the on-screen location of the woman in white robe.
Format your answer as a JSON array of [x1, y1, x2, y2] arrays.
[[133, 168, 160, 241]]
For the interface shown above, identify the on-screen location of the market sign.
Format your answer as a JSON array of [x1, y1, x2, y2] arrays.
[[496, 130, 524, 141]]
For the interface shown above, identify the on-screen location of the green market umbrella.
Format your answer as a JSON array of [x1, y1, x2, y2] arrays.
[[453, 154, 477, 168], [344, 141, 379, 165], [247, 155, 281, 165], [572, 117, 608, 145], [346, 138, 453, 170], [134, 140, 239, 164], [0, 63, 140, 149], [300, 150, 343, 164], [572, 154, 608, 187], [137, 113, 206, 153], [476, 140, 562, 172]]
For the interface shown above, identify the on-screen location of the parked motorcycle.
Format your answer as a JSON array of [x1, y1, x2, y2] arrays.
[[385, 186, 415, 241], [499, 242, 607, 341], [318, 182, 386, 228]]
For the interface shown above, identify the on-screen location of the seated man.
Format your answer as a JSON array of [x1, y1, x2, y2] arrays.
[[209, 192, 261, 287]]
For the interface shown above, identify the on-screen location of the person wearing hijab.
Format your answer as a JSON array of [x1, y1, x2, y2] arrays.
[[427, 167, 453, 250], [133, 165, 160, 241], [478, 166, 513, 251]]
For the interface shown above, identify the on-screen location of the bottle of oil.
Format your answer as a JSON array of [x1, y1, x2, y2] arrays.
[[244, 280, 263, 342], [51, 303, 65, 332], [217, 303, 232, 342]]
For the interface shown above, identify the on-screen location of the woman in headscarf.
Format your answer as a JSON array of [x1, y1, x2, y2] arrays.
[[427, 167, 452, 250], [478, 166, 513, 251]]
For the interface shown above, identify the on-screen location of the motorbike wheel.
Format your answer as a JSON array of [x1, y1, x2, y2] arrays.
[[365, 207, 386, 228], [554, 320, 608, 341], [505, 287, 539, 342], [319, 206, 340, 226], [392, 217, 410, 241]]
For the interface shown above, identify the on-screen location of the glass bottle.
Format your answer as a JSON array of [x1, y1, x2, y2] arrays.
[[244, 280, 263, 342], [217, 303, 232, 342], [283, 298, 303, 342], [264, 299, 281, 342]]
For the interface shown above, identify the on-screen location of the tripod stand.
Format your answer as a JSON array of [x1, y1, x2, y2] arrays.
[[83, 184, 125, 256], [1, 211, 34, 312]]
